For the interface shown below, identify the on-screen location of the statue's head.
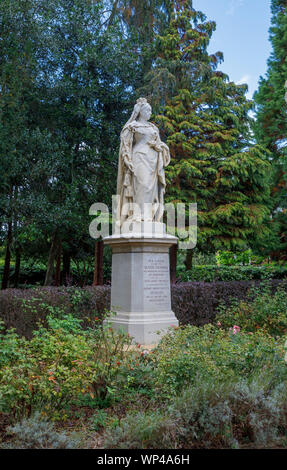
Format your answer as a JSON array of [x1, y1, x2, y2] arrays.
[[134, 97, 152, 121], [123, 98, 153, 130]]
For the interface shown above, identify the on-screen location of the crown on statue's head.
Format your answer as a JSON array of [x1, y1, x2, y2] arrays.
[[136, 97, 148, 105]]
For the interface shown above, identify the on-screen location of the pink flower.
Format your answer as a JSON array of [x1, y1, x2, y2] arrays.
[[217, 321, 221, 327], [232, 325, 240, 335]]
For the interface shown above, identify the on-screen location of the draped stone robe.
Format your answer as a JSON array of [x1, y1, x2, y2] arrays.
[[116, 120, 170, 226]]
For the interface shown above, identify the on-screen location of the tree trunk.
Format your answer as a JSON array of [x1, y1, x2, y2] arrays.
[[55, 242, 62, 287], [170, 244, 178, 284], [14, 248, 21, 288], [44, 234, 61, 286], [93, 243, 98, 286], [93, 240, 104, 286], [1, 219, 12, 290], [62, 252, 71, 285], [98, 240, 104, 285], [184, 249, 193, 270], [108, 0, 120, 27]]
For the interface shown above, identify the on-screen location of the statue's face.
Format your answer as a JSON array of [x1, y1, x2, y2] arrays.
[[139, 104, 152, 121]]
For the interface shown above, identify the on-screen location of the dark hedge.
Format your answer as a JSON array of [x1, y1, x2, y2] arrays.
[[0, 281, 286, 338], [172, 280, 287, 325], [0, 286, 110, 338]]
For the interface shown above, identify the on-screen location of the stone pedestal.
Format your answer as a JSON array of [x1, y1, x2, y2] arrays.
[[103, 232, 178, 344]]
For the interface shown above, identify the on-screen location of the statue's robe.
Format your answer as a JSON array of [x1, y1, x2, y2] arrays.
[[116, 120, 170, 226]]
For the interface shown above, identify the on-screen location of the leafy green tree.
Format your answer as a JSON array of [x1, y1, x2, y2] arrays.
[[26, 0, 139, 285], [0, 0, 139, 287], [254, 0, 287, 261], [0, 0, 45, 288]]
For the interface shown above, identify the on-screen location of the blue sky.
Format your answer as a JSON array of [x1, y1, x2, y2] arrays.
[[193, 0, 272, 98]]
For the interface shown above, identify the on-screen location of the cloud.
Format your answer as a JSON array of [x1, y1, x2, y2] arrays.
[[226, 0, 245, 16], [236, 74, 251, 86], [236, 75, 253, 99]]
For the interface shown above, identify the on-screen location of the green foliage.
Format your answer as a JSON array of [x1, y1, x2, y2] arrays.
[[254, 0, 287, 260], [178, 264, 287, 282], [105, 0, 172, 79], [149, 325, 285, 397], [142, 0, 272, 256], [104, 410, 180, 449], [2, 300, 287, 448], [0, 321, 27, 368], [0, 314, 137, 420], [216, 250, 254, 266], [4, 412, 79, 449], [190, 250, 217, 266], [216, 285, 287, 337], [89, 409, 109, 431], [105, 374, 287, 449], [0, 259, 112, 287], [104, 324, 287, 448], [0, 286, 112, 337], [0, 0, 139, 285]]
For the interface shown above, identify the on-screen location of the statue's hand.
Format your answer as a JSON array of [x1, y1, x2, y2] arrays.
[[149, 140, 162, 152], [126, 161, 134, 173]]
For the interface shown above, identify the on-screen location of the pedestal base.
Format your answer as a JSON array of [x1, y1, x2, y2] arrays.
[[105, 310, 178, 344], [104, 233, 178, 345]]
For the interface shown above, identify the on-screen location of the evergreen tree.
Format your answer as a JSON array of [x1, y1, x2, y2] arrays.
[[254, 0, 287, 261], [105, 0, 172, 81], [27, 0, 138, 285], [143, 0, 271, 266], [0, 0, 138, 286], [0, 0, 44, 288]]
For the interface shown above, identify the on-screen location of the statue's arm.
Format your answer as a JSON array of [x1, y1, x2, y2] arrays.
[[149, 126, 171, 166], [120, 125, 134, 173]]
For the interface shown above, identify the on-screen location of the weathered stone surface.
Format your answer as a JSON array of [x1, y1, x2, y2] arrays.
[[104, 235, 178, 344], [104, 98, 178, 344], [116, 97, 170, 227]]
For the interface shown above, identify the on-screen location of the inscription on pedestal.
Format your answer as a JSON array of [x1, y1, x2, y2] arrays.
[[143, 254, 171, 310]]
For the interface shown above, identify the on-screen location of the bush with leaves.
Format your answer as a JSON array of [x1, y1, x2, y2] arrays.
[[3, 412, 80, 449], [104, 410, 182, 449], [0, 286, 111, 338], [148, 324, 286, 398], [1, 282, 287, 336], [215, 285, 287, 336], [104, 370, 287, 449], [178, 265, 287, 282], [215, 250, 265, 266], [0, 314, 138, 420]]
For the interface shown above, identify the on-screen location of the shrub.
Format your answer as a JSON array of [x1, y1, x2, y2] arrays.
[[216, 285, 287, 336], [0, 316, 137, 420], [172, 280, 287, 325], [4, 412, 79, 449], [0, 286, 110, 338], [177, 265, 287, 282], [0, 257, 112, 287], [104, 410, 182, 449], [169, 379, 236, 448], [104, 365, 287, 449], [149, 324, 286, 397], [1, 281, 287, 337], [215, 249, 265, 266], [89, 409, 109, 431]]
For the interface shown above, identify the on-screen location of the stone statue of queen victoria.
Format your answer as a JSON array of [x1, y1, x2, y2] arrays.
[[116, 98, 171, 229]]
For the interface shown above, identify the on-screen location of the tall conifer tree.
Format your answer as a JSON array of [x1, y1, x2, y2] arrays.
[[143, 0, 271, 265], [254, 0, 287, 260]]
